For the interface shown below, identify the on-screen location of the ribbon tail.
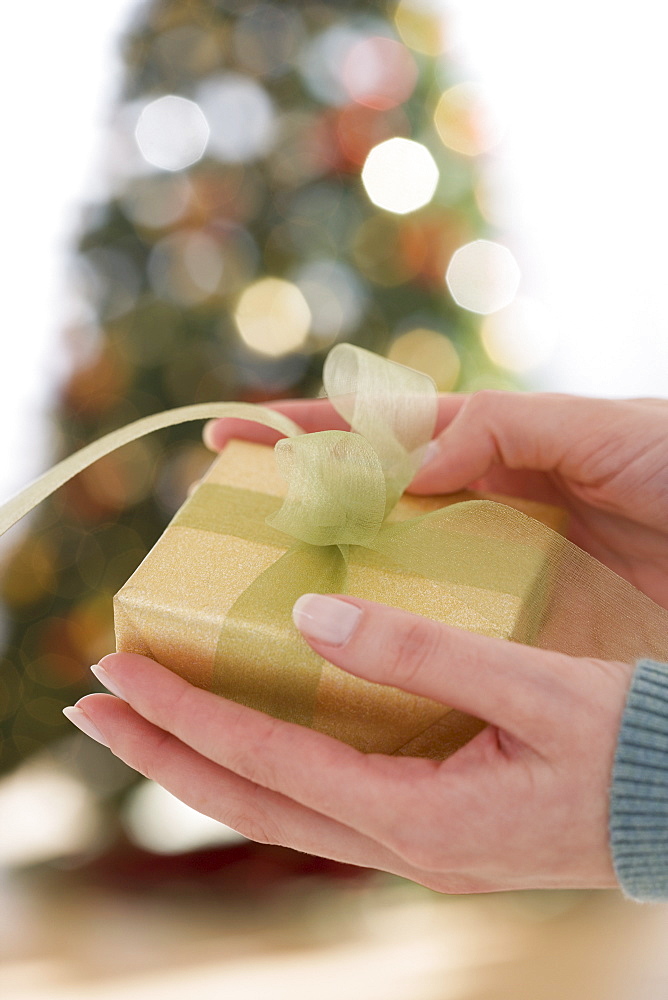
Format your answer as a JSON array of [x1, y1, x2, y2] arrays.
[[370, 500, 668, 662], [213, 542, 348, 726], [0, 402, 303, 538]]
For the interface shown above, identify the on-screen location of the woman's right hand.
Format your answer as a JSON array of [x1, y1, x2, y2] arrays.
[[204, 392, 668, 610]]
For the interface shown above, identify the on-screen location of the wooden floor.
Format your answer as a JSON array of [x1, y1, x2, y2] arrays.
[[2, 860, 668, 1000]]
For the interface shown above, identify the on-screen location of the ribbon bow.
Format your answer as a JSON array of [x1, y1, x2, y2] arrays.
[[268, 343, 437, 546]]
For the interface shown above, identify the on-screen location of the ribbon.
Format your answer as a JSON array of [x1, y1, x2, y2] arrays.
[[0, 402, 303, 538]]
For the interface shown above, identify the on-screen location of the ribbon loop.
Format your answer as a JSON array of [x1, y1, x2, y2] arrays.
[[323, 343, 438, 512], [267, 431, 387, 547]]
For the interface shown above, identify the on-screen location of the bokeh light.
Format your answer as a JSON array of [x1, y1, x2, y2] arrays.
[[398, 210, 473, 288], [79, 440, 158, 512], [152, 24, 222, 81], [353, 215, 419, 286], [388, 328, 460, 390], [233, 352, 310, 397], [394, 0, 449, 56], [120, 174, 191, 229], [342, 36, 418, 110], [1, 537, 58, 608], [124, 779, 246, 854], [76, 247, 142, 321], [294, 259, 368, 346], [233, 3, 305, 78], [0, 763, 100, 867], [335, 104, 411, 169], [446, 239, 521, 314], [269, 110, 332, 186], [197, 73, 277, 162], [434, 82, 505, 156], [148, 230, 225, 305], [235, 277, 311, 356], [155, 443, 217, 517], [481, 296, 558, 372], [134, 94, 210, 172], [362, 138, 439, 214], [283, 184, 365, 257], [299, 23, 368, 107]]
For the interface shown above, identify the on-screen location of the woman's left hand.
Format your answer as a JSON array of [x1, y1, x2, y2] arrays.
[[65, 595, 632, 893]]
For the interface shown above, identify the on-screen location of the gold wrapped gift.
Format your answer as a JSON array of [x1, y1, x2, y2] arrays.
[[114, 438, 566, 759]]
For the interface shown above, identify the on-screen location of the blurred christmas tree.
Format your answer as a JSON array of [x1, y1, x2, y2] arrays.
[[0, 0, 515, 799]]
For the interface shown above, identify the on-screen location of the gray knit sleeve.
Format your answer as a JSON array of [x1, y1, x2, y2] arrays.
[[610, 659, 668, 902]]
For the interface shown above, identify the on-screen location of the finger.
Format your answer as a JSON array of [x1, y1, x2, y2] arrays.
[[203, 400, 350, 452], [70, 689, 527, 891], [69, 694, 427, 880], [292, 594, 574, 748], [89, 653, 434, 855], [409, 390, 607, 495], [203, 395, 470, 452], [429, 466, 567, 508], [433, 393, 469, 432]]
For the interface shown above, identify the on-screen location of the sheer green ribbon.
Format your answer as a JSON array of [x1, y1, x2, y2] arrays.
[[0, 402, 303, 538]]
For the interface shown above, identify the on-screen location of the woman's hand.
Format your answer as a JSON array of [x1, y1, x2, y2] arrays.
[[65, 596, 632, 893], [204, 393, 668, 609]]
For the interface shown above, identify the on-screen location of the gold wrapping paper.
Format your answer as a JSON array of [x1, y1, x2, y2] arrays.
[[114, 439, 567, 759]]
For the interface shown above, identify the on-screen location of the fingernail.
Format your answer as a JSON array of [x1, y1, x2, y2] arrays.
[[292, 594, 362, 646], [420, 439, 440, 469], [90, 663, 125, 700], [203, 420, 219, 451], [62, 705, 109, 747]]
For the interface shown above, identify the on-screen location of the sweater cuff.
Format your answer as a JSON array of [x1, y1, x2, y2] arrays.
[[610, 659, 668, 902]]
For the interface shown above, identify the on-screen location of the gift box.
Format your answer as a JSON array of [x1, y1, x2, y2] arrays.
[[114, 437, 566, 760]]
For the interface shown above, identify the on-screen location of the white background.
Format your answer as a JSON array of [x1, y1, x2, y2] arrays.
[[1, 0, 666, 505], [446, 1, 668, 397], [0, 0, 140, 504]]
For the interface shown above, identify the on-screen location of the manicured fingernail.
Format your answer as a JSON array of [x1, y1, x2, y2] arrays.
[[90, 663, 125, 700], [62, 705, 109, 747], [420, 439, 440, 469], [203, 420, 219, 451], [292, 594, 362, 646]]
